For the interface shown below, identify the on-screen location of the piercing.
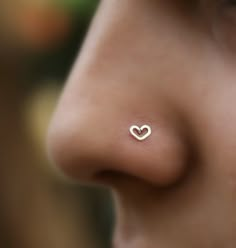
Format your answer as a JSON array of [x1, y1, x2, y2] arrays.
[[129, 125, 152, 141]]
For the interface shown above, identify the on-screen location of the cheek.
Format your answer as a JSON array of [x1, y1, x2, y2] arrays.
[[184, 80, 236, 184], [202, 2, 236, 54]]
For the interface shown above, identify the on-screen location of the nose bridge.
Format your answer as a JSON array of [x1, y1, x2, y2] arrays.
[[56, 0, 161, 128], [67, 0, 173, 88], [47, 1, 191, 187]]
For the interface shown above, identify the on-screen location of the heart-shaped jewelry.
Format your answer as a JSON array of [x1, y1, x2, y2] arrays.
[[129, 125, 152, 141]]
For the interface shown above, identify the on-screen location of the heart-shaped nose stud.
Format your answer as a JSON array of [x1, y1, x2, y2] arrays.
[[129, 125, 152, 141]]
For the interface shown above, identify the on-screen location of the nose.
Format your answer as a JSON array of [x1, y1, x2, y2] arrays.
[[47, 1, 190, 188]]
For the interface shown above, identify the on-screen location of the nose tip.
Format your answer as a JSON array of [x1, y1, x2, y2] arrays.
[[47, 102, 129, 183], [47, 103, 189, 187], [47, 110, 111, 182]]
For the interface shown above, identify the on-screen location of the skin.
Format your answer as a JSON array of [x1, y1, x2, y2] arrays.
[[47, 0, 236, 247]]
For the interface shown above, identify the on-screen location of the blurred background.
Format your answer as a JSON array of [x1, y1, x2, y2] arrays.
[[0, 0, 114, 247]]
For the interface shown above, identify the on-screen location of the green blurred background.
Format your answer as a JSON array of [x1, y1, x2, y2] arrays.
[[0, 0, 114, 247]]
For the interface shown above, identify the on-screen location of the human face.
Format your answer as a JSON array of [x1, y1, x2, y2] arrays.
[[47, 0, 236, 247]]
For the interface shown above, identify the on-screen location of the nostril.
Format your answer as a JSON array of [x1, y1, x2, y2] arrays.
[[93, 170, 150, 189], [94, 170, 130, 184]]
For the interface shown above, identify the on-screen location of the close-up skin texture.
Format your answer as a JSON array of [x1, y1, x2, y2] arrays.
[[47, 0, 236, 247]]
